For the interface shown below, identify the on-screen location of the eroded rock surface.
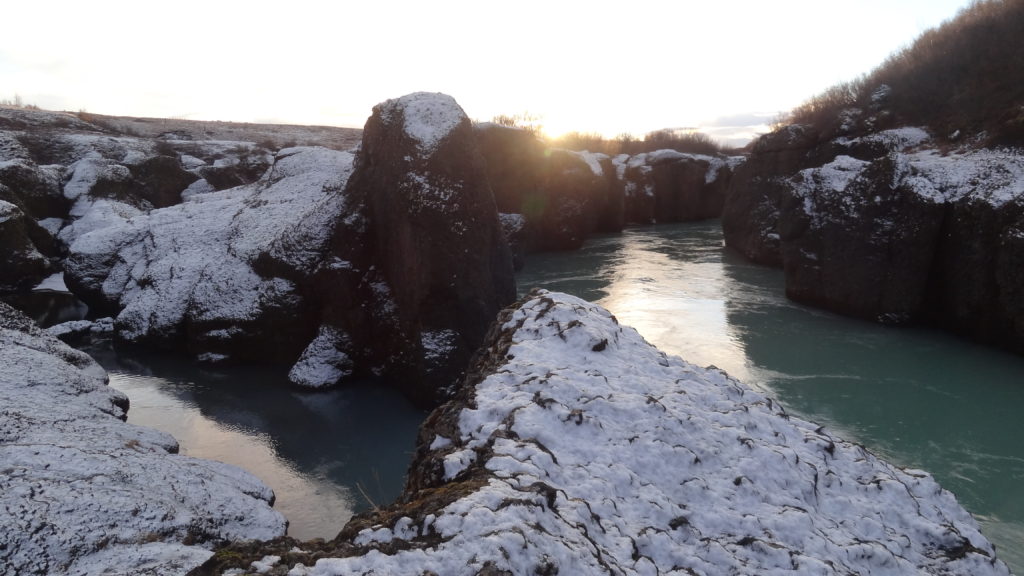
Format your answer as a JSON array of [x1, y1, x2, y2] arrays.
[[315, 93, 516, 403], [724, 119, 1024, 352], [0, 301, 286, 575], [197, 291, 1009, 576]]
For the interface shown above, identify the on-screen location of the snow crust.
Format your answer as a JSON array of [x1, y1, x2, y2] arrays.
[[901, 148, 1024, 206], [288, 325, 353, 388], [380, 92, 466, 154], [287, 291, 1008, 575], [791, 135, 1024, 227], [65, 147, 354, 349], [0, 302, 286, 575], [33, 271, 68, 292]]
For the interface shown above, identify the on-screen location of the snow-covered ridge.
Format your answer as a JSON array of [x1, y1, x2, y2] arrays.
[[267, 290, 1007, 575], [0, 301, 286, 575], [789, 133, 1024, 227]]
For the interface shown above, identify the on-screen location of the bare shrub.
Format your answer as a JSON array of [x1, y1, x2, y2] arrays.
[[774, 0, 1024, 146]]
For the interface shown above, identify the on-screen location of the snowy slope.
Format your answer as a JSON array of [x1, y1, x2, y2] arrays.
[[65, 146, 353, 351], [265, 290, 1007, 575], [0, 301, 286, 575]]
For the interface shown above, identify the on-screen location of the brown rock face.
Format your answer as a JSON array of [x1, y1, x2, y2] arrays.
[[475, 123, 617, 252], [0, 200, 51, 291], [321, 93, 516, 405], [722, 125, 823, 267], [128, 155, 199, 208]]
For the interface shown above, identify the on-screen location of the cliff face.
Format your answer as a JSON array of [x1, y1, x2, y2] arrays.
[[474, 122, 740, 256], [723, 123, 1024, 353], [195, 291, 1010, 576], [313, 93, 517, 404]]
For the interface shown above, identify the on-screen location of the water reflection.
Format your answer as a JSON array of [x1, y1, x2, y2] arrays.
[[87, 344, 425, 541], [517, 220, 1024, 573]]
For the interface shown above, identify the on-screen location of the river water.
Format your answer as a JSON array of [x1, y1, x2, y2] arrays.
[[516, 220, 1024, 572], [82, 345, 425, 541]]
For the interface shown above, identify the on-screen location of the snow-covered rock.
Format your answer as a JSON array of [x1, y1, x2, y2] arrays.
[[726, 122, 1024, 353], [205, 290, 1008, 575], [0, 300, 286, 575], [64, 146, 354, 360], [319, 92, 516, 403]]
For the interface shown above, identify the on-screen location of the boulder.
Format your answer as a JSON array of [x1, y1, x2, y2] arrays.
[[530, 148, 608, 250], [0, 158, 67, 220], [128, 154, 200, 207], [0, 199, 51, 290], [475, 123, 616, 252], [195, 291, 1011, 576], [318, 93, 516, 404]]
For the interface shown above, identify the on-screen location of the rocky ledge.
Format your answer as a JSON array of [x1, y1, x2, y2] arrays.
[[723, 114, 1024, 354], [196, 290, 1009, 575], [0, 300, 286, 575]]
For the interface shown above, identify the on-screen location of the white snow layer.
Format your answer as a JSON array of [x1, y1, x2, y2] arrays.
[[66, 147, 354, 347], [286, 291, 1008, 575], [0, 302, 286, 575], [790, 141, 1024, 227], [288, 325, 353, 388], [380, 92, 466, 154]]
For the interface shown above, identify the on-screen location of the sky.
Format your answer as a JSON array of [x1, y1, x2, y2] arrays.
[[2, 0, 977, 146]]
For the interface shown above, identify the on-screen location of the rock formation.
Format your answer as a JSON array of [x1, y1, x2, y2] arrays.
[[723, 121, 1024, 352], [311, 93, 516, 404], [0, 199, 53, 290], [194, 291, 1010, 575], [59, 94, 517, 404], [475, 122, 738, 256], [0, 300, 286, 575]]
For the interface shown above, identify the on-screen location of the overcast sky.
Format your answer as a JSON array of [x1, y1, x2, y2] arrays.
[[1, 0, 976, 144]]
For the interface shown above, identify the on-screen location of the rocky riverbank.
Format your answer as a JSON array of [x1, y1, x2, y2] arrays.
[[0, 300, 286, 575], [193, 290, 1010, 575], [722, 116, 1024, 354]]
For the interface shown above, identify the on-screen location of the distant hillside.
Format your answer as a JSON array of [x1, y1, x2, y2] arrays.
[[0, 105, 363, 151], [780, 0, 1024, 146]]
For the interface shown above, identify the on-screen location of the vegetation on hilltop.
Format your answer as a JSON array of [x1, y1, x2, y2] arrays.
[[489, 113, 727, 156], [778, 0, 1024, 146]]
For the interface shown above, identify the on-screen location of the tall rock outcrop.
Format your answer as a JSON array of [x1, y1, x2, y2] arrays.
[[313, 93, 516, 404]]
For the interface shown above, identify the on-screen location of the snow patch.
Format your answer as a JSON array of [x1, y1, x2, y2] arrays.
[[382, 92, 466, 154], [288, 325, 353, 388], [33, 272, 68, 292]]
